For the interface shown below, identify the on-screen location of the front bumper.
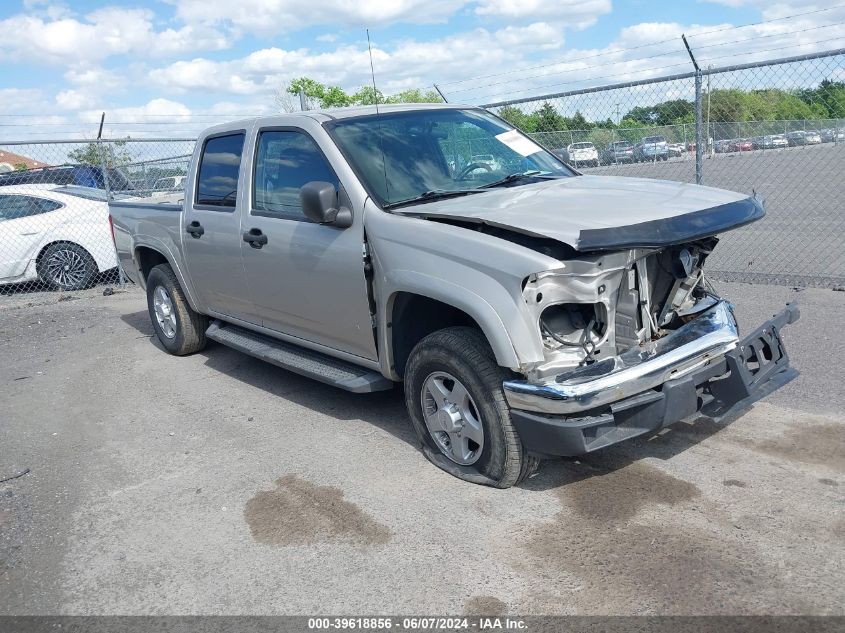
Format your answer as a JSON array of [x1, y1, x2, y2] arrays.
[[504, 301, 799, 457]]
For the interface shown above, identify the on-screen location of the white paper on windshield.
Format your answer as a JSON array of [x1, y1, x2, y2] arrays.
[[495, 129, 543, 156]]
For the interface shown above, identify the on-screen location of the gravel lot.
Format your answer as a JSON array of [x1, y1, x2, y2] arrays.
[[1, 282, 843, 615]]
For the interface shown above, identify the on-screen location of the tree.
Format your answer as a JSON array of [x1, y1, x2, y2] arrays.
[[622, 99, 694, 126], [384, 88, 442, 104], [534, 102, 567, 132], [67, 140, 130, 167], [275, 77, 443, 111], [13, 163, 28, 171], [352, 85, 386, 105]]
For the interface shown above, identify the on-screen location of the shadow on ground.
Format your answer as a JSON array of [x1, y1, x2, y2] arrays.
[[120, 308, 749, 490], [120, 309, 416, 449]]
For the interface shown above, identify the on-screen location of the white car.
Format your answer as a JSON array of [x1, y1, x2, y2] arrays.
[[566, 142, 599, 167], [0, 184, 118, 290], [153, 175, 186, 191]]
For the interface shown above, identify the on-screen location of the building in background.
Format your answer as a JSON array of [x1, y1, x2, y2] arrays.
[[0, 149, 49, 173]]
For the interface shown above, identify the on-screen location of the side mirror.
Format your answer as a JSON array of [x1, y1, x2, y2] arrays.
[[300, 181, 352, 228]]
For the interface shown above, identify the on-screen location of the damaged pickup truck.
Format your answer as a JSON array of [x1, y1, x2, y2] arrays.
[[109, 104, 799, 487]]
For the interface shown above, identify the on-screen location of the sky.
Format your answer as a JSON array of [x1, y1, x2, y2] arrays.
[[1, 0, 844, 139]]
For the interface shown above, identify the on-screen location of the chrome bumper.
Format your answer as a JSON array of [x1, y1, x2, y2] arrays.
[[504, 301, 745, 415]]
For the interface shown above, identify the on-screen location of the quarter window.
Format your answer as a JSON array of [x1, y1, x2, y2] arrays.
[[196, 133, 245, 208], [0, 194, 63, 220], [253, 130, 339, 220]]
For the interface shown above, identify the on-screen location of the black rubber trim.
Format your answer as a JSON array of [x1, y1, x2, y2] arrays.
[[576, 195, 765, 251]]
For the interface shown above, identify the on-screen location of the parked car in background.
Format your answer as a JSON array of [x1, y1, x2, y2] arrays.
[[804, 130, 822, 144], [0, 164, 135, 192], [0, 184, 117, 290], [754, 135, 788, 149], [734, 138, 754, 152], [153, 175, 187, 191], [551, 147, 570, 163], [566, 142, 599, 167], [786, 131, 810, 146], [600, 141, 634, 164], [818, 128, 844, 142], [667, 142, 685, 158], [109, 104, 798, 488], [634, 135, 669, 161], [714, 139, 733, 153]]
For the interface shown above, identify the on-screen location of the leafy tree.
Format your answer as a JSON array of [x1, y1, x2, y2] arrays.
[[622, 99, 694, 126], [384, 88, 443, 104], [497, 106, 536, 132], [280, 77, 442, 110], [13, 163, 28, 171], [67, 140, 130, 167], [534, 102, 567, 132], [352, 85, 386, 105]]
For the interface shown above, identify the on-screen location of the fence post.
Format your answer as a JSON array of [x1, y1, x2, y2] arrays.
[[96, 139, 126, 288], [694, 72, 703, 184]]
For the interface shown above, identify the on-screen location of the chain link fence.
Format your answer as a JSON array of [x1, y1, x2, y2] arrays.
[[1, 49, 843, 296], [0, 139, 195, 296], [484, 49, 845, 288]]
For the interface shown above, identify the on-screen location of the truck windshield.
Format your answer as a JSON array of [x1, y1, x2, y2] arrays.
[[326, 108, 573, 208]]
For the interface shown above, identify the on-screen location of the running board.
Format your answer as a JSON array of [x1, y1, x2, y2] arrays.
[[205, 321, 392, 393]]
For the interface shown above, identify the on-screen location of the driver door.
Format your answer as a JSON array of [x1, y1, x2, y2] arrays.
[[240, 127, 377, 361]]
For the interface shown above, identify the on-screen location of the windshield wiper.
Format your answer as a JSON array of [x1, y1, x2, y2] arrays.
[[384, 189, 484, 209], [479, 171, 559, 189]]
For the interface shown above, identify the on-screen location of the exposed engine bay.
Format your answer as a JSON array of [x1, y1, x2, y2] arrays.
[[521, 237, 722, 380]]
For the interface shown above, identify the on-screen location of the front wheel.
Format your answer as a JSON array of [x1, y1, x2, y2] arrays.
[[404, 327, 540, 488], [146, 263, 208, 355]]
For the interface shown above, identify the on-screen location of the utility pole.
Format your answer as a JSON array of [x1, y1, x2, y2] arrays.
[[615, 103, 621, 124]]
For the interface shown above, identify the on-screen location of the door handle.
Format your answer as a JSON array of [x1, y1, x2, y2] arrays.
[[186, 221, 204, 238], [243, 228, 268, 249]]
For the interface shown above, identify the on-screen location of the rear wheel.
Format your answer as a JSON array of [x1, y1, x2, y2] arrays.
[[404, 327, 540, 488], [146, 263, 208, 355], [37, 242, 97, 291]]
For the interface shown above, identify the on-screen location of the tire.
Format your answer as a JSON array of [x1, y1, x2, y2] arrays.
[[37, 242, 97, 291], [146, 263, 208, 355], [404, 326, 540, 488]]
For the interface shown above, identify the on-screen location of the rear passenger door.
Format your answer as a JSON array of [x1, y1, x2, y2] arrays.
[[0, 194, 63, 279], [240, 127, 378, 361], [182, 131, 257, 323]]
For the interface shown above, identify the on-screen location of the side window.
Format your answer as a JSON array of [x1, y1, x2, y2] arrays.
[[196, 133, 245, 208], [253, 130, 339, 220], [0, 195, 62, 220]]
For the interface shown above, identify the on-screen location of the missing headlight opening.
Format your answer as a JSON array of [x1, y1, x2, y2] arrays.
[[540, 303, 607, 359]]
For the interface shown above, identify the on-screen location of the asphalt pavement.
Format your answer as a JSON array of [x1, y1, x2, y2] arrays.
[[1, 282, 843, 615]]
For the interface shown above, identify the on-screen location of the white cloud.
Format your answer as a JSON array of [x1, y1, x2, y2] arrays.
[[0, 88, 45, 112], [148, 22, 569, 101], [167, 0, 470, 35], [0, 7, 230, 66], [475, 0, 611, 28]]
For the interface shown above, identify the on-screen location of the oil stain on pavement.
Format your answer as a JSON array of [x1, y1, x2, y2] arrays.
[[756, 422, 845, 471], [244, 474, 391, 547], [464, 595, 507, 616], [515, 461, 813, 613]]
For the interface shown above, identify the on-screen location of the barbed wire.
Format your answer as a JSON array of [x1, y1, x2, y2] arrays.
[[437, 3, 845, 88], [446, 21, 845, 96], [470, 37, 845, 104]]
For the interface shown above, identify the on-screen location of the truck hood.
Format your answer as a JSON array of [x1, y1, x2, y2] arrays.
[[395, 175, 764, 251]]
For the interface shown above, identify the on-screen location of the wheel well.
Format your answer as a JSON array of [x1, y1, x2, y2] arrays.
[[136, 247, 168, 282], [390, 292, 482, 378]]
